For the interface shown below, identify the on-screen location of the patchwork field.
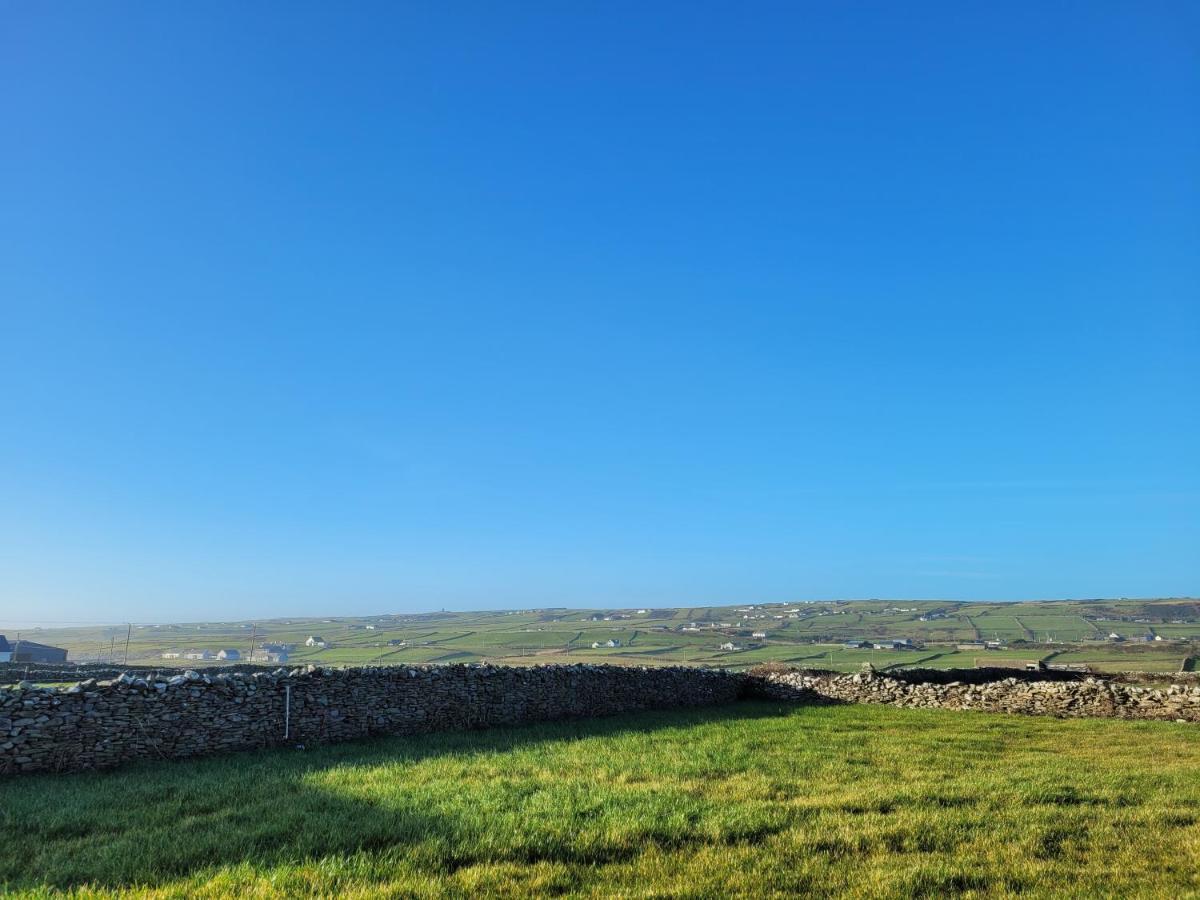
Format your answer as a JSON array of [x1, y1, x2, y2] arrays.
[[2, 703, 1199, 897], [6, 598, 1198, 675]]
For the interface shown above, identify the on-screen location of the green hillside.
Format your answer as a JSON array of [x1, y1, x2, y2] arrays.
[[5, 598, 1198, 674]]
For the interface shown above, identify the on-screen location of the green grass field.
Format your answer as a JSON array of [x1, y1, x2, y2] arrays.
[[2, 703, 1199, 897], [1044, 647, 1188, 673]]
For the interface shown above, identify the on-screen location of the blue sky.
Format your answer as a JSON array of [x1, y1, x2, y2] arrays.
[[2, 2, 1197, 622]]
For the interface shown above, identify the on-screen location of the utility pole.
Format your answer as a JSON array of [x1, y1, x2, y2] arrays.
[[247, 623, 257, 663], [123, 623, 132, 666], [109, 634, 116, 661]]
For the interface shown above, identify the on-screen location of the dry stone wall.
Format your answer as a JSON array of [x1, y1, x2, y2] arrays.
[[6, 663, 1200, 777], [751, 668, 1200, 722], [0, 664, 743, 775], [0, 662, 278, 685]]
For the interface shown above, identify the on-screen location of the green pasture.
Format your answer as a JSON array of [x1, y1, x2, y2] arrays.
[[1045, 648, 1188, 673], [3, 703, 1200, 897]]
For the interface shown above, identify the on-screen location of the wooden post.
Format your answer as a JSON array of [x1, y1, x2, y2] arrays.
[[123, 624, 132, 665]]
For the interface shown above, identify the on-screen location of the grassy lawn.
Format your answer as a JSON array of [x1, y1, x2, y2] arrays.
[[2, 704, 1199, 897]]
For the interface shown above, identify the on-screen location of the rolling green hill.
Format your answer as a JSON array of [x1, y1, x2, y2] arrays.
[[5, 598, 1198, 674]]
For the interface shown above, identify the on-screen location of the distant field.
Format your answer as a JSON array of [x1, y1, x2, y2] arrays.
[[1045, 647, 1189, 674], [967, 615, 1027, 641], [6, 599, 1197, 675], [3, 703, 1199, 897]]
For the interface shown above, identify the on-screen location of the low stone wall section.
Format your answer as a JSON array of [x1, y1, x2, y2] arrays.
[[751, 668, 1200, 722], [0, 664, 743, 775], [8, 663, 1200, 777], [0, 662, 282, 685]]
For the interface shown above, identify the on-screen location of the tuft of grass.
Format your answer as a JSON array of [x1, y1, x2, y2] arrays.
[[0, 703, 1198, 897]]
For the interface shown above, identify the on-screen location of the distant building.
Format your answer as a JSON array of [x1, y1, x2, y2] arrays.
[[752, 631, 768, 639], [387, 639, 406, 646], [161, 651, 182, 659], [8, 639, 68, 664], [184, 650, 213, 661], [1108, 632, 1124, 642], [719, 642, 739, 651], [217, 649, 240, 660], [251, 648, 289, 663], [0, 635, 11, 663], [957, 642, 986, 651], [365, 625, 376, 630], [843, 640, 870, 649], [305, 636, 327, 648], [873, 639, 911, 650]]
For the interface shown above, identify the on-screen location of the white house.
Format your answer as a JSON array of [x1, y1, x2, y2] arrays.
[[752, 631, 767, 639], [184, 650, 213, 660], [306, 636, 327, 648], [161, 651, 182, 659], [719, 642, 738, 651], [217, 648, 240, 660]]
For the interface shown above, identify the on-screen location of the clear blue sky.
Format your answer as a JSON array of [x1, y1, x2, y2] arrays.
[[1, 2, 1196, 623]]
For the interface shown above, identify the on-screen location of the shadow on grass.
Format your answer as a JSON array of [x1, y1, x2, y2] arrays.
[[1, 702, 797, 892]]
